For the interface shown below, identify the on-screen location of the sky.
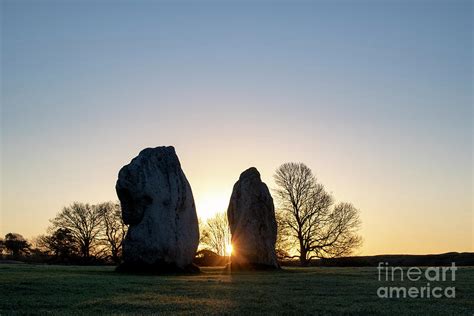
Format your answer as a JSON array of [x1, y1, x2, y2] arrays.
[[1, 0, 472, 255]]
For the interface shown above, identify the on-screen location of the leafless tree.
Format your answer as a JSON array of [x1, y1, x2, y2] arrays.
[[51, 202, 102, 260], [274, 162, 362, 266], [200, 212, 231, 256], [96, 201, 127, 264]]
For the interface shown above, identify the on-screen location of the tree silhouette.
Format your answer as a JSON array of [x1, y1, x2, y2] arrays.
[[4, 233, 30, 257], [274, 163, 362, 266], [96, 201, 128, 264], [37, 228, 78, 260], [0, 238, 4, 256], [51, 202, 102, 261]]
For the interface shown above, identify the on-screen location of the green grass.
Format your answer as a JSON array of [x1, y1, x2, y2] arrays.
[[1, 264, 473, 315]]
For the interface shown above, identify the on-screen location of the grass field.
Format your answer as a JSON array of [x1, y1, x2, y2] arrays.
[[1, 264, 473, 315]]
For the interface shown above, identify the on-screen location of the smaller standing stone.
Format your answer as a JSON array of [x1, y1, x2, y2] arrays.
[[227, 167, 279, 270]]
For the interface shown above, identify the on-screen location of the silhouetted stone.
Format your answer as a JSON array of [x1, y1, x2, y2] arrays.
[[227, 167, 279, 270], [116, 146, 199, 273]]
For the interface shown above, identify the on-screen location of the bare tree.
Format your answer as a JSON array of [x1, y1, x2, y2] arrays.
[[51, 202, 102, 260], [200, 212, 231, 256], [96, 202, 127, 264], [274, 163, 362, 266]]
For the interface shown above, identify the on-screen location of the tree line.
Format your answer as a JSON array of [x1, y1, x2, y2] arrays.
[[1, 163, 362, 266], [0, 202, 127, 264]]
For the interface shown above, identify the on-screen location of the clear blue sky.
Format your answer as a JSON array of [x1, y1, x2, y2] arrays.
[[1, 0, 472, 254]]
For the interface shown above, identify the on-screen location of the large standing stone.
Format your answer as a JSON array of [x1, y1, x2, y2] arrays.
[[227, 167, 279, 270], [116, 146, 199, 273]]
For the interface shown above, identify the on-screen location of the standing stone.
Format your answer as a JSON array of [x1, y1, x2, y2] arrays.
[[227, 167, 279, 270], [116, 146, 199, 273]]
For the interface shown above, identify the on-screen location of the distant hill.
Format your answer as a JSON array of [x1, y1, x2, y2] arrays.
[[195, 251, 474, 267], [291, 252, 474, 267]]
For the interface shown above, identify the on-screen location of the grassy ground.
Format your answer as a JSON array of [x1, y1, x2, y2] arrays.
[[1, 264, 473, 315]]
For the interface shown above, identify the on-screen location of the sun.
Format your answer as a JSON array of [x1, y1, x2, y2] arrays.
[[225, 243, 233, 256]]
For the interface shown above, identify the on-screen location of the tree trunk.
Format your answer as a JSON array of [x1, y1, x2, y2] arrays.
[[298, 235, 309, 266]]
